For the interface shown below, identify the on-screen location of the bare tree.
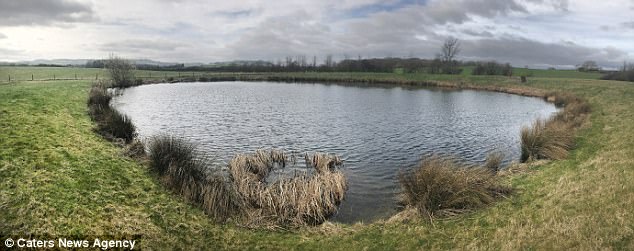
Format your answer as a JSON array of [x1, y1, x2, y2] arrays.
[[439, 37, 460, 63], [435, 37, 461, 74], [324, 54, 333, 68], [106, 54, 135, 87]]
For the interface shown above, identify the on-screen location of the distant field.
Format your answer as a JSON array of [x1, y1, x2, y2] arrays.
[[1, 66, 632, 249], [512, 68, 603, 79], [0, 66, 603, 83], [0, 66, 197, 82]]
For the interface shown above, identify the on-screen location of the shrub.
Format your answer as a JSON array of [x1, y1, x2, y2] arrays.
[[472, 61, 512, 76], [601, 69, 634, 82], [106, 55, 135, 88], [520, 118, 574, 162], [398, 156, 512, 219]]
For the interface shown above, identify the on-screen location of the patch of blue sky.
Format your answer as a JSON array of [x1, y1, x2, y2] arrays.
[[341, 0, 426, 19]]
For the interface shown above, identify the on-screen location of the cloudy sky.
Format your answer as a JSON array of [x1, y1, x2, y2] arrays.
[[1, 0, 633, 68]]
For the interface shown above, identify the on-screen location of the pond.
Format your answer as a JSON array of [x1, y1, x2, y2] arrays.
[[111, 81, 557, 223]]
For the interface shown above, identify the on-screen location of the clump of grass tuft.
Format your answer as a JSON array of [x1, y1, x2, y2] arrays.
[[520, 118, 574, 162], [398, 156, 512, 220], [147, 135, 244, 222], [147, 135, 197, 176], [229, 150, 347, 228], [99, 108, 136, 143], [546, 91, 581, 108], [521, 92, 590, 163], [123, 139, 146, 158], [87, 83, 112, 108], [485, 151, 504, 173]]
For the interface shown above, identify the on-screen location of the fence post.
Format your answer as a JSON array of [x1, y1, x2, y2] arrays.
[[8, 75, 10, 82], [178, 72, 181, 78], [96, 73, 98, 80], [32, 74, 34, 81], [75, 73, 77, 80]]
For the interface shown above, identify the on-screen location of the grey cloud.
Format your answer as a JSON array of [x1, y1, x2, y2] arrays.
[[621, 21, 634, 29], [526, 0, 569, 11], [422, 0, 527, 25], [0, 0, 95, 26], [101, 39, 187, 52], [223, 0, 584, 62], [211, 9, 258, 18], [461, 37, 629, 68], [461, 29, 495, 38]]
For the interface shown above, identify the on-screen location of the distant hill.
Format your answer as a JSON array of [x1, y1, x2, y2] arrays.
[[0, 59, 200, 67], [0, 59, 277, 68]]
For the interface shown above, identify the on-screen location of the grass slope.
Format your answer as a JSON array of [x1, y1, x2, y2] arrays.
[[1, 69, 632, 249]]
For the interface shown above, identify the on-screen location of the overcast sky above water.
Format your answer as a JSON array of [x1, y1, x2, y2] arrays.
[[1, 0, 633, 68]]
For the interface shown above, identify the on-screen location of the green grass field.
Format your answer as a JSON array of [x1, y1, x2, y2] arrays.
[[0, 65, 603, 83], [1, 67, 632, 249], [0, 66, 210, 82]]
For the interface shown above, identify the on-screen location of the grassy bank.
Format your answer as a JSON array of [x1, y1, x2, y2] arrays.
[[1, 69, 633, 249]]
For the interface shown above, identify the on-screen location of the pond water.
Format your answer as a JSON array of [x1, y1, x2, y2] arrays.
[[111, 81, 557, 223]]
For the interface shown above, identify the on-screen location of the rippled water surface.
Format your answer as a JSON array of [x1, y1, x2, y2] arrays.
[[112, 81, 557, 223]]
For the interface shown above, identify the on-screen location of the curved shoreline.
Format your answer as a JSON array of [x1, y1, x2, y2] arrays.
[[5, 72, 630, 249], [99, 74, 588, 224]]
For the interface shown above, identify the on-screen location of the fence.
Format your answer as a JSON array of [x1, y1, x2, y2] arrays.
[[0, 72, 215, 83]]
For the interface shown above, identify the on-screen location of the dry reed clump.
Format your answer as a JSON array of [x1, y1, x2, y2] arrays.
[[147, 135, 244, 222], [545, 91, 582, 108], [398, 156, 512, 220], [520, 118, 575, 162], [228, 150, 347, 228]]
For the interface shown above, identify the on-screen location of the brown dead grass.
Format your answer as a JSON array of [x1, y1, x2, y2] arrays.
[[398, 156, 513, 220], [229, 150, 347, 228]]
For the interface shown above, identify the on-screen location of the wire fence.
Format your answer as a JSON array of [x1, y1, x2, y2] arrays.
[[0, 72, 213, 83]]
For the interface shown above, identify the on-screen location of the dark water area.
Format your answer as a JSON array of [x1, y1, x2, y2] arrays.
[[111, 81, 557, 223]]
